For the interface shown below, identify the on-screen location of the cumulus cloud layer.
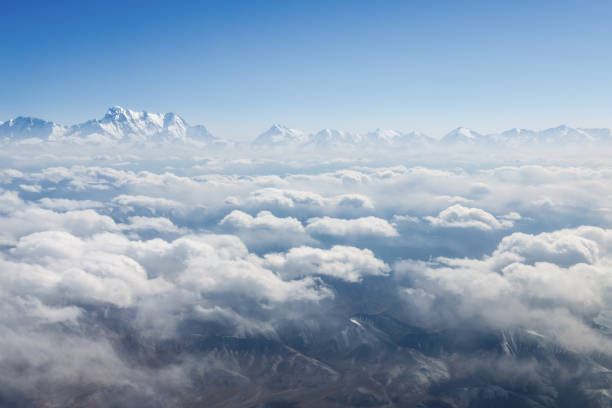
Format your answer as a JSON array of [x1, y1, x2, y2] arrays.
[[397, 226, 612, 352], [1, 142, 612, 406]]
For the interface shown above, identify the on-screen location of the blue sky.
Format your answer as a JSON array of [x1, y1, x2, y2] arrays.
[[2, 0, 612, 139]]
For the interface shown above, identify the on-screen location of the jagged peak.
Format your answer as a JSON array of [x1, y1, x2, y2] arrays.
[[2, 116, 56, 127], [443, 126, 482, 141], [252, 124, 306, 146], [163, 111, 188, 126], [259, 124, 304, 136], [267, 124, 294, 132], [104, 105, 132, 120], [107, 105, 127, 114], [369, 127, 400, 135], [550, 124, 570, 131], [314, 128, 348, 136]]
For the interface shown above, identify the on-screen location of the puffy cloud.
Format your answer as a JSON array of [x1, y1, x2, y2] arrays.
[[334, 169, 372, 185], [121, 216, 183, 233], [38, 197, 104, 211], [119, 233, 332, 304], [0, 224, 337, 404], [305, 216, 399, 237], [425, 204, 515, 231], [6, 230, 170, 307], [179, 252, 329, 303], [218, 210, 312, 249], [19, 184, 42, 193], [0, 207, 118, 245], [112, 194, 184, 213], [335, 194, 374, 209], [0, 168, 25, 182], [244, 188, 375, 213], [491, 227, 604, 267], [219, 210, 304, 233], [396, 226, 612, 352], [501, 211, 521, 221], [264, 245, 390, 282], [0, 190, 24, 214], [247, 188, 325, 208], [0, 224, 334, 343]]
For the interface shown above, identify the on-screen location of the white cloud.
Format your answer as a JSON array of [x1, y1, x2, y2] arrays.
[[112, 194, 184, 212], [305, 216, 398, 237], [2, 146, 612, 403], [0, 190, 24, 214], [334, 194, 374, 209], [425, 204, 515, 230], [219, 210, 304, 233], [38, 197, 104, 211], [218, 210, 312, 249], [247, 188, 325, 208], [121, 216, 183, 233], [491, 226, 605, 267], [244, 188, 375, 212], [396, 226, 612, 352], [5, 231, 170, 307], [0, 207, 118, 245], [0, 225, 337, 375], [264, 245, 390, 282], [19, 184, 42, 193]]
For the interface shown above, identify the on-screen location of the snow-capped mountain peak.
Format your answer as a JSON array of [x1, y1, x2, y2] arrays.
[[252, 124, 307, 146], [502, 127, 528, 136], [362, 128, 403, 145], [452, 127, 479, 139], [538, 125, 594, 143], [441, 127, 482, 143], [308, 128, 359, 146], [0, 116, 65, 141], [104, 105, 129, 119], [0, 107, 221, 145], [64, 107, 216, 143]]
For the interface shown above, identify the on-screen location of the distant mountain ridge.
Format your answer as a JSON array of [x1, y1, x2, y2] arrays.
[[0, 106, 219, 145], [2, 107, 612, 148], [251, 124, 307, 147], [253, 124, 612, 149]]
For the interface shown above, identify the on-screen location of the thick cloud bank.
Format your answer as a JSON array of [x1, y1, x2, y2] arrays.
[[1, 115, 612, 407], [397, 226, 612, 352]]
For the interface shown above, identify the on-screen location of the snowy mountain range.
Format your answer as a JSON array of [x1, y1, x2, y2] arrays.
[[2, 106, 612, 148], [252, 124, 612, 148], [0, 106, 220, 145]]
